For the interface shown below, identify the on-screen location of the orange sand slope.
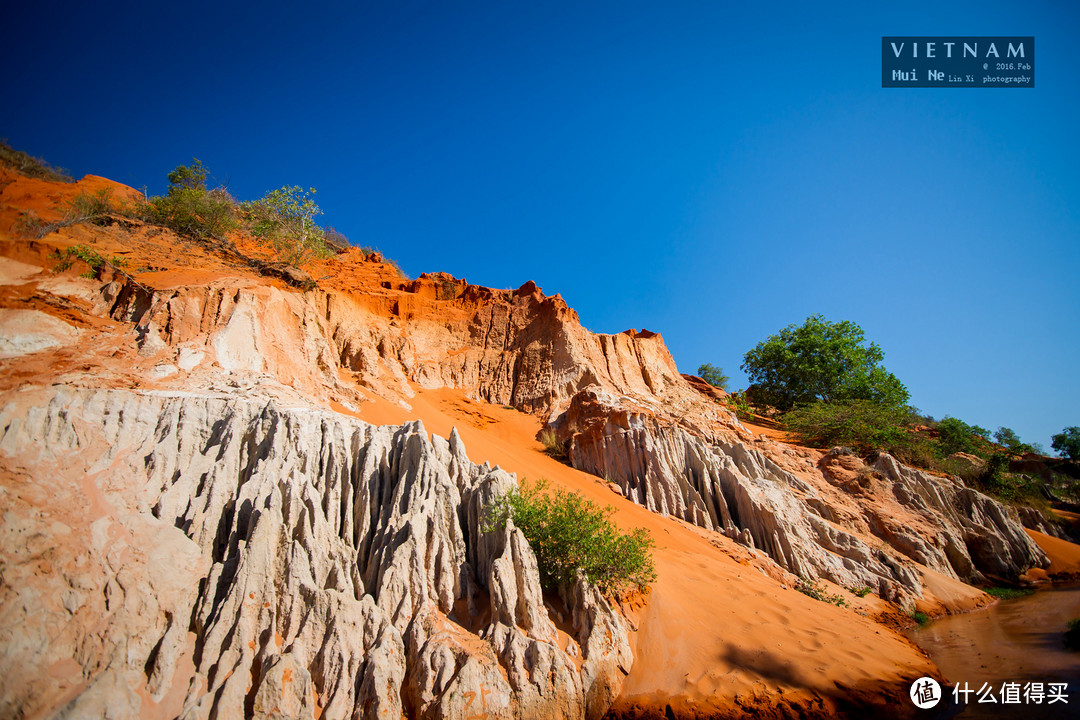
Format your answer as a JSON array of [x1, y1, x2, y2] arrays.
[[356, 387, 938, 718], [1027, 529, 1080, 577]]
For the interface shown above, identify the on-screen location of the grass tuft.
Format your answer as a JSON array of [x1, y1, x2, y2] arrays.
[[984, 587, 1035, 600], [796, 578, 848, 607]]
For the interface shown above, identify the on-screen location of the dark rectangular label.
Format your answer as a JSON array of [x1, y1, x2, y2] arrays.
[[882, 37, 1034, 88]]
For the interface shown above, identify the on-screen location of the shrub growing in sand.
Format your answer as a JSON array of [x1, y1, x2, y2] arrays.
[[145, 159, 238, 240], [782, 400, 913, 455], [795, 578, 847, 607], [484, 478, 656, 596], [242, 185, 334, 266], [538, 428, 568, 460]]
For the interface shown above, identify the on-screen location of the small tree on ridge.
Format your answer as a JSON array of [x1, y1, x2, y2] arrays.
[[697, 363, 729, 391], [245, 185, 332, 266], [741, 314, 909, 412]]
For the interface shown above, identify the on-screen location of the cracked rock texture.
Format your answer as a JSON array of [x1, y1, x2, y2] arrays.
[[0, 386, 630, 720]]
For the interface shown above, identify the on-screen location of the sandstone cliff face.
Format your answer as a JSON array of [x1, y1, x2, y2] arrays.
[[322, 275, 686, 418], [0, 386, 629, 720], [2, 237, 1047, 620], [287, 270, 1048, 604], [553, 388, 1047, 603]]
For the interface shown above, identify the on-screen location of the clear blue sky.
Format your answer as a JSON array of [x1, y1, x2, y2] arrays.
[[3, 1, 1078, 450]]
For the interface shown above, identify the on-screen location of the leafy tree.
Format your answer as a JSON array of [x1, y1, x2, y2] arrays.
[[697, 363, 729, 390], [244, 185, 332, 266], [994, 426, 1036, 455], [741, 315, 909, 412], [167, 160, 209, 191], [146, 159, 238, 239], [936, 417, 991, 456], [994, 426, 1021, 449], [1051, 427, 1080, 460], [484, 478, 656, 596]]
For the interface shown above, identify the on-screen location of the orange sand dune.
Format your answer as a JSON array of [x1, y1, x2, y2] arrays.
[[1027, 529, 1080, 577], [354, 387, 938, 717]]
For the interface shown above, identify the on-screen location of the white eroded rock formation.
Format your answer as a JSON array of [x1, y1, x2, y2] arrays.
[[0, 386, 630, 720]]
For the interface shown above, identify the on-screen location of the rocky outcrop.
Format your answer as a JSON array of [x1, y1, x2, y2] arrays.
[[96, 269, 692, 425], [553, 389, 1048, 603], [1016, 506, 1073, 540], [0, 386, 630, 720], [869, 453, 1048, 582], [323, 276, 687, 416]]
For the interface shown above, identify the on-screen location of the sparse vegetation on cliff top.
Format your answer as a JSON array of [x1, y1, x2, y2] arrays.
[[3, 147, 413, 278], [0, 140, 72, 182]]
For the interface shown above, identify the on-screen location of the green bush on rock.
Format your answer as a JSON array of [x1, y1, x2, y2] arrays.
[[484, 478, 656, 597]]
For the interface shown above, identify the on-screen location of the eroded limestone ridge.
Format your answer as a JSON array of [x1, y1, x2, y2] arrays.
[[0, 387, 630, 720]]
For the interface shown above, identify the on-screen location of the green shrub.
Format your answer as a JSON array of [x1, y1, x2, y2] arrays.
[[725, 391, 754, 421], [50, 244, 128, 278], [936, 417, 991, 457], [783, 399, 912, 454], [795, 578, 848, 607], [851, 586, 873, 598], [483, 478, 656, 596], [145, 159, 238, 240], [69, 188, 116, 221], [910, 610, 930, 626], [242, 185, 333, 266]]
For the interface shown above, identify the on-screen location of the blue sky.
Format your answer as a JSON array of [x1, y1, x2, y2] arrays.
[[3, 1, 1078, 450]]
